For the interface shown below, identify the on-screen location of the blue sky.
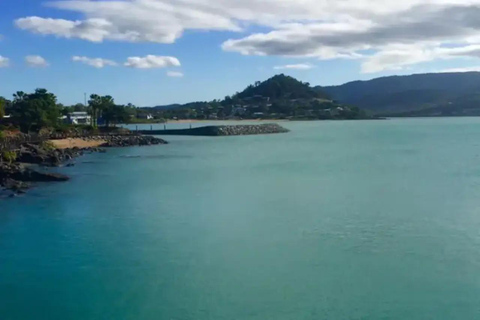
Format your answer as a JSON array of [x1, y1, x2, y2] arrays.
[[2, 0, 480, 106]]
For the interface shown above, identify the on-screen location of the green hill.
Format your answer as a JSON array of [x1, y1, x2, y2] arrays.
[[234, 74, 330, 100], [145, 75, 370, 120]]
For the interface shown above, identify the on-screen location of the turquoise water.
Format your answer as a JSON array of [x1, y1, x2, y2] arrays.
[[2, 118, 480, 319]]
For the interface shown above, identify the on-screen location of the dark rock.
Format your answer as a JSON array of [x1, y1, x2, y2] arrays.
[[20, 170, 70, 182], [101, 135, 168, 148], [1, 133, 167, 197]]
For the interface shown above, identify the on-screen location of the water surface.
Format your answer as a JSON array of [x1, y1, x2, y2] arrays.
[[2, 119, 480, 319]]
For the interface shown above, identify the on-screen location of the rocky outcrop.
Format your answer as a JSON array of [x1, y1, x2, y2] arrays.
[[100, 135, 167, 147], [139, 123, 290, 136], [1, 134, 167, 196], [17, 144, 104, 167], [0, 162, 70, 194], [214, 124, 290, 136]]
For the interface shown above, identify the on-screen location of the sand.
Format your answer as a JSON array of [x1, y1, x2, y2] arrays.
[[49, 138, 107, 150]]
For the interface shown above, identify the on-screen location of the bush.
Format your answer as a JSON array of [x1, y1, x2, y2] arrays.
[[2, 150, 17, 164], [40, 141, 56, 151]]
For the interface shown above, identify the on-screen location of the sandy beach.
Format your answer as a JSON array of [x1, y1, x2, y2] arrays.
[[49, 138, 107, 149]]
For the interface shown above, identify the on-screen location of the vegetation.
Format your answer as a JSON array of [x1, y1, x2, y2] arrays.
[[234, 74, 330, 100], [40, 141, 56, 152], [147, 74, 369, 120], [0, 89, 138, 133], [0, 75, 371, 134], [2, 150, 17, 164], [0, 97, 5, 119], [8, 89, 62, 132]]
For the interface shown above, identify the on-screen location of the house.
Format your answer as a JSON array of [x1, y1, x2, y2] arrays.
[[231, 106, 246, 116], [66, 112, 91, 125]]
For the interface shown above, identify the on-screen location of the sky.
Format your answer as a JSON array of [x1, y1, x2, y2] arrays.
[[2, 0, 480, 106]]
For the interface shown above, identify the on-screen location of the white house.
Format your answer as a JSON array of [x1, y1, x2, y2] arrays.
[[66, 112, 91, 125]]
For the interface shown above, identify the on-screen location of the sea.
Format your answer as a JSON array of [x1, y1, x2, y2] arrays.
[[1, 118, 480, 320]]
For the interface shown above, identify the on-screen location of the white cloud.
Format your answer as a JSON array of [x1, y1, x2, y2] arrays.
[[25, 55, 49, 67], [14, 0, 480, 72], [0, 56, 9, 67], [72, 56, 117, 68], [361, 44, 480, 73], [274, 63, 314, 70], [125, 55, 181, 69], [167, 71, 184, 77]]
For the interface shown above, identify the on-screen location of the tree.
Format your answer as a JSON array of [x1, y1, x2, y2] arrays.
[[11, 88, 61, 132], [103, 104, 130, 127], [0, 97, 5, 119], [88, 94, 115, 127], [88, 94, 102, 127], [13, 91, 26, 103]]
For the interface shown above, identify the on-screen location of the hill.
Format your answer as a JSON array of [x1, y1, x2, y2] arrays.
[[320, 72, 480, 116], [234, 74, 330, 100], [145, 75, 370, 121]]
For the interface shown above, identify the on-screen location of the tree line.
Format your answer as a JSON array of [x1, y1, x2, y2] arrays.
[[0, 89, 137, 132]]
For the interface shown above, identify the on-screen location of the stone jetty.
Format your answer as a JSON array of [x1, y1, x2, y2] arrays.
[[140, 123, 290, 136]]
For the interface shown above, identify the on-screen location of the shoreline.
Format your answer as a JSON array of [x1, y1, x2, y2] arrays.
[[1, 134, 168, 197]]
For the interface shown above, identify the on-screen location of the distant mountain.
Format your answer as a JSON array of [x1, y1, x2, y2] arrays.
[[151, 104, 182, 110], [319, 72, 480, 116]]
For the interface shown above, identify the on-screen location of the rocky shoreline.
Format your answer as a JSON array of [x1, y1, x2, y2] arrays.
[[139, 123, 290, 136], [0, 135, 167, 196]]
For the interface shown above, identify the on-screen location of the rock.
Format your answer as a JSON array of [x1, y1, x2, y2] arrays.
[[1, 162, 69, 193], [14, 169, 70, 182], [1, 133, 167, 197], [100, 135, 168, 148], [139, 123, 290, 136]]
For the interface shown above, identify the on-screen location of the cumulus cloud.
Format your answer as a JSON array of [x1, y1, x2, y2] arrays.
[[0, 56, 9, 67], [25, 55, 49, 67], [361, 44, 480, 73], [124, 55, 181, 69], [167, 71, 184, 77], [274, 63, 314, 70], [14, 0, 480, 72], [72, 56, 117, 68]]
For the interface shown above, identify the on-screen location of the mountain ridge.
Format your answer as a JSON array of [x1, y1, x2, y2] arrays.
[[319, 72, 480, 116]]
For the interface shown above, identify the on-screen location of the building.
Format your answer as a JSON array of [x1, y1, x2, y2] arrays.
[[66, 112, 91, 125], [231, 106, 247, 116]]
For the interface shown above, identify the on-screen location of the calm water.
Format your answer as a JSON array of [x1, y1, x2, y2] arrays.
[[2, 119, 480, 319]]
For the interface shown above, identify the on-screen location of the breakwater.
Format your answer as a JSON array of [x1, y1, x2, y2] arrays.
[[139, 123, 290, 136]]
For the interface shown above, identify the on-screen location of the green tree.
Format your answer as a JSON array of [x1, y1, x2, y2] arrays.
[[0, 97, 5, 119], [88, 94, 102, 127], [103, 104, 131, 127], [11, 88, 61, 132]]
